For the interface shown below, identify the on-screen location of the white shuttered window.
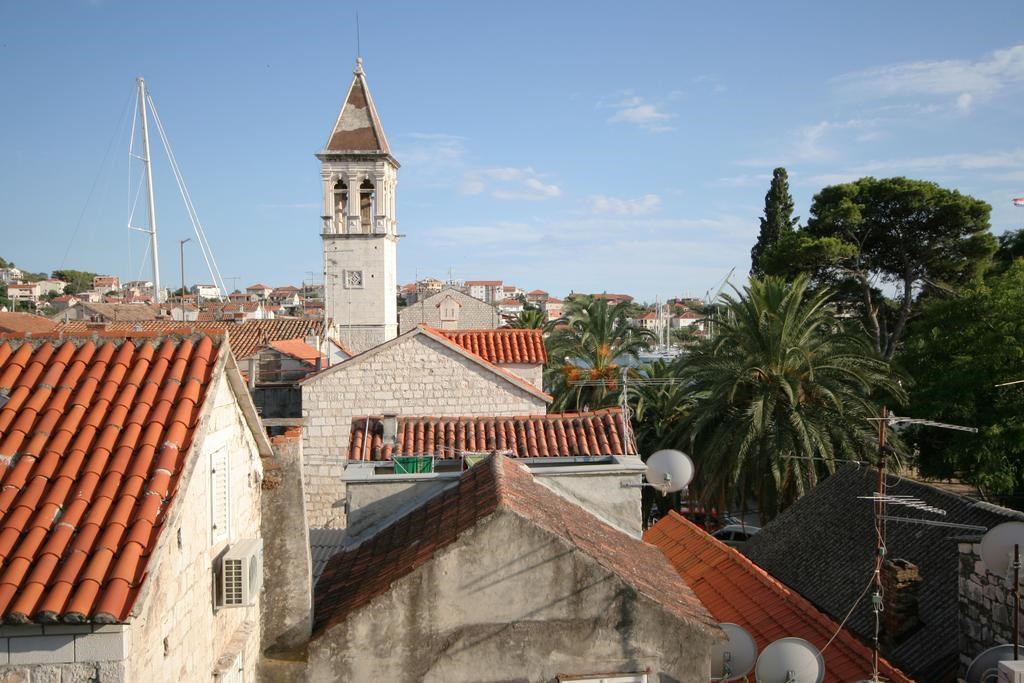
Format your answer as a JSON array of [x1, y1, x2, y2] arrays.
[[211, 448, 230, 544]]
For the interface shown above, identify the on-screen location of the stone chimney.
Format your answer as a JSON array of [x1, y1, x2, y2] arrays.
[[881, 558, 923, 648]]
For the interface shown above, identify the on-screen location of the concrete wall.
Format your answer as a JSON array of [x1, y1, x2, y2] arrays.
[[342, 458, 646, 547], [0, 625, 126, 680], [307, 510, 717, 682], [957, 540, 1024, 677], [301, 333, 548, 528], [260, 428, 313, 682], [399, 289, 502, 333], [125, 369, 264, 682]]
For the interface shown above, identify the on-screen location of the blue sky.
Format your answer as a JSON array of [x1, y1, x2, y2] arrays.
[[2, 1, 1023, 302]]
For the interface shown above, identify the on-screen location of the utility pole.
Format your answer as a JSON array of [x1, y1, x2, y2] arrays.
[[179, 238, 191, 321]]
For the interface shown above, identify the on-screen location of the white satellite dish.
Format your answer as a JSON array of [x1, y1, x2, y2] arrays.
[[981, 522, 1024, 578], [710, 623, 757, 681], [645, 449, 694, 494], [755, 637, 825, 683], [966, 644, 1016, 683]]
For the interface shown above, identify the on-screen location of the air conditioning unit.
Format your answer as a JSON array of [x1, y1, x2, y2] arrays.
[[217, 538, 263, 608], [1000, 660, 1024, 683]]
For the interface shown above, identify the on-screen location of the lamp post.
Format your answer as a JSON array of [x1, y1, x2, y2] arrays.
[[179, 238, 191, 321]]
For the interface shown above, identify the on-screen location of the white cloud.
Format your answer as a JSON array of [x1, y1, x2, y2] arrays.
[[600, 91, 676, 132], [832, 44, 1024, 112], [739, 119, 877, 167], [461, 167, 562, 201], [396, 133, 467, 168], [587, 194, 662, 216]]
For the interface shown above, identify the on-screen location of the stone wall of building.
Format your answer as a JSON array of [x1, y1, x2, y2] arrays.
[[259, 428, 313, 682], [957, 540, 1024, 676], [126, 369, 264, 681], [301, 333, 548, 528], [398, 289, 501, 333], [504, 362, 544, 390], [307, 511, 718, 682]]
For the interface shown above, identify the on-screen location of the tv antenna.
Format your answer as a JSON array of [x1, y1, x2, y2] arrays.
[[754, 637, 825, 683], [710, 623, 757, 681], [966, 643, 1017, 683]]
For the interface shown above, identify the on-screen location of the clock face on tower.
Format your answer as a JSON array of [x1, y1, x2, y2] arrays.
[[344, 270, 364, 288]]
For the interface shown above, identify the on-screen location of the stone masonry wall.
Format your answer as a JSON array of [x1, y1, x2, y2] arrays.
[[126, 371, 263, 682], [301, 333, 548, 528], [399, 289, 501, 333], [958, 541, 1024, 677]]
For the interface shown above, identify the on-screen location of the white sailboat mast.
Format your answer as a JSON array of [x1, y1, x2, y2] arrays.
[[137, 77, 162, 304]]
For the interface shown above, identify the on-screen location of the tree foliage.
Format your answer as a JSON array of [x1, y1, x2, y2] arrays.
[[900, 261, 1024, 495], [508, 308, 547, 330], [675, 276, 905, 522], [544, 296, 654, 411], [750, 167, 798, 277], [52, 269, 99, 295], [762, 177, 995, 359]]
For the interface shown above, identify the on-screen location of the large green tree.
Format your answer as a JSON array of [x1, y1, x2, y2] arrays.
[[762, 177, 995, 359], [900, 261, 1024, 496], [750, 167, 798, 277], [545, 296, 654, 411], [677, 276, 905, 522]]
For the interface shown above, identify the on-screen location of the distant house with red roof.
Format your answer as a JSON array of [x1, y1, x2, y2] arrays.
[[245, 283, 273, 300], [463, 280, 503, 304], [0, 332, 271, 680]]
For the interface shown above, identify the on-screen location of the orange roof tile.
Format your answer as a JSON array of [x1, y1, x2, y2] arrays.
[[428, 327, 547, 365], [0, 333, 222, 624], [348, 408, 630, 460], [644, 513, 914, 683], [269, 339, 326, 367], [313, 454, 717, 637], [0, 314, 58, 335]]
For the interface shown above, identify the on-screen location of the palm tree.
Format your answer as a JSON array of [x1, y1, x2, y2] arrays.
[[545, 296, 655, 411], [677, 275, 904, 523], [508, 308, 548, 330]]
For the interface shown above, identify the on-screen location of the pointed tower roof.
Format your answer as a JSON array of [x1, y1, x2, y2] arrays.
[[321, 58, 393, 158]]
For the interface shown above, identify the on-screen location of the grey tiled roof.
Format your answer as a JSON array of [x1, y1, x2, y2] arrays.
[[309, 528, 347, 585], [745, 465, 1024, 683]]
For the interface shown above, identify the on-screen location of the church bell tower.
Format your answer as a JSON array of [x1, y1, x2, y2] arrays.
[[317, 57, 399, 354]]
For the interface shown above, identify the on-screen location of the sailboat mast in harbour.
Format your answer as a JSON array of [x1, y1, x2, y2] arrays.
[[137, 76, 162, 304]]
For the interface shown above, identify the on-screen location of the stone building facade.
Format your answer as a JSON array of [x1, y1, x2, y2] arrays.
[[300, 328, 550, 528], [399, 288, 502, 333], [0, 338, 267, 682]]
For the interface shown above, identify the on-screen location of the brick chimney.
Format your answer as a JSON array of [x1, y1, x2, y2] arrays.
[[881, 558, 923, 648]]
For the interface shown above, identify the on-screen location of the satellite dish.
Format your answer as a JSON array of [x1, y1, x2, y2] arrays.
[[966, 644, 1016, 683], [981, 522, 1024, 578], [710, 623, 757, 681], [645, 449, 694, 494], [755, 637, 825, 683]]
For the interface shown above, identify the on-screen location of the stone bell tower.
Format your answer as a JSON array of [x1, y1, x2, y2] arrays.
[[317, 57, 399, 354]]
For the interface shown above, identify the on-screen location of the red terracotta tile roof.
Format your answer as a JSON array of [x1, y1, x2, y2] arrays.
[[227, 319, 328, 360], [0, 333, 222, 624], [269, 339, 326, 367], [428, 327, 547, 365], [644, 513, 913, 683], [348, 408, 630, 461], [313, 454, 717, 637], [0, 314, 58, 335]]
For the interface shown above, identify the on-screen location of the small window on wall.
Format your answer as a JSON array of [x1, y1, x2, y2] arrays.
[[211, 448, 230, 545]]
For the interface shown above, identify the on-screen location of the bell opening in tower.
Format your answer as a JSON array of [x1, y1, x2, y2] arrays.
[[360, 179, 375, 233], [333, 180, 347, 233]]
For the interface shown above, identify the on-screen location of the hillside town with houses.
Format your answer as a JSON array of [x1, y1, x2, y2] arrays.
[[5, 5, 1024, 682]]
